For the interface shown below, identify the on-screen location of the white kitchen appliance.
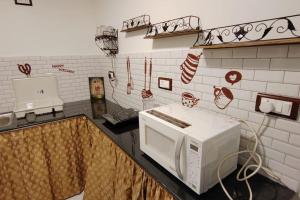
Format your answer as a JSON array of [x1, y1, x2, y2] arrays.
[[139, 104, 240, 194], [13, 75, 63, 118]]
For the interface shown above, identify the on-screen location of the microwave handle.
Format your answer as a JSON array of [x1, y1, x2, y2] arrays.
[[175, 134, 184, 180]]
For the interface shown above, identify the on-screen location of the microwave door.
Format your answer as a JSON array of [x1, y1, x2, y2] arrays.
[[140, 115, 186, 180]]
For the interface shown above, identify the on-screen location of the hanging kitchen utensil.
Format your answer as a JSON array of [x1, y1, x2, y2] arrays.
[[141, 58, 147, 98], [129, 63, 134, 90], [180, 52, 202, 84], [141, 58, 153, 99], [127, 57, 133, 95], [146, 58, 153, 97], [18, 63, 31, 77]]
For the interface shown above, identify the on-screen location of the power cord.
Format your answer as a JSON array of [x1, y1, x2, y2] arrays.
[[218, 102, 282, 200]]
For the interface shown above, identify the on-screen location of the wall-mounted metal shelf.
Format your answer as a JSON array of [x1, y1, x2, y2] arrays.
[[193, 14, 300, 49], [144, 15, 201, 39], [193, 37, 300, 49], [121, 15, 151, 32]]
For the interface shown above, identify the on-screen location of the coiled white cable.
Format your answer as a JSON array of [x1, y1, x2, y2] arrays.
[[217, 113, 282, 200]]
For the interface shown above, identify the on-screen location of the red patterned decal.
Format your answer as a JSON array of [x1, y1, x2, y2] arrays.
[[213, 86, 234, 110], [225, 71, 242, 85], [58, 68, 75, 73], [181, 92, 199, 108], [180, 53, 202, 84]]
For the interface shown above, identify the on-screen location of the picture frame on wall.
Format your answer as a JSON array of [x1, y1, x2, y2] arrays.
[[89, 77, 105, 101], [15, 0, 33, 6]]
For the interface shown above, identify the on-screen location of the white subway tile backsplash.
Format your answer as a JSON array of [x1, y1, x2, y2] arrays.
[[198, 58, 221, 67], [243, 59, 270, 69], [258, 146, 285, 162], [257, 45, 288, 58], [263, 127, 290, 142], [288, 44, 300, 58], [221, 59, 243, 68], [2, 47, 300, 192], [254, 70, 284, 83], [272, 140, 300, 159], [289, 134, 300, 147], [226, 107, 248, 120], [241, 80, 267, 92], [239, 70, 255, 80], [269, 160, 300, 181], [271, 58, 300, 71], [238, 100, 255, 111], [233, 47, 257, 58], [276, 119, 300, 135], [266, 83, 300, 97], [194, 83, 213, 94], [284, 72, 300, 84], [202, 76, 220, 85], [285, 156, 300, 171], [231, 89, 252, 100], [260, 136, 272, 147], [203, 48, 233, 58]]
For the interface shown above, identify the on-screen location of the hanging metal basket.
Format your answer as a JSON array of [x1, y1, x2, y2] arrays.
[[95, 26, 119, 55]]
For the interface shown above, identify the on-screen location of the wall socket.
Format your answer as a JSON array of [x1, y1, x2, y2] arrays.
[[255, 93, 300, 120]]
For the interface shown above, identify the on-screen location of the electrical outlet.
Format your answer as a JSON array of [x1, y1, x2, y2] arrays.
[[255, 93, 300, 120]]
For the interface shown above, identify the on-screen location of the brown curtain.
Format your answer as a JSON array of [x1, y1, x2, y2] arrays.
[[83, 121, 175, 200], [0, 117, 92, 200], [0, 117, 174, 200]]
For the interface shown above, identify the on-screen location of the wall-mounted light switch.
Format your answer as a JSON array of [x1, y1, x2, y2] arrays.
[[256, 93, 300, 120]]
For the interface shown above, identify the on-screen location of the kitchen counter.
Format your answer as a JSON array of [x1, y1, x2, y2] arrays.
[[0, 99, 298, 200]]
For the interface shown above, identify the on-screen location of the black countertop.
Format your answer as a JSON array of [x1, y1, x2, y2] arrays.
[[0, 99, 298, 200]]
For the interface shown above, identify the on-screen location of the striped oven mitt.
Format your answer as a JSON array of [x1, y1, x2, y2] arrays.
[[180, 53, 202, 84]]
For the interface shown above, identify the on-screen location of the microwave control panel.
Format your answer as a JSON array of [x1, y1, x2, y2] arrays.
[[186, 138, 202, 193]]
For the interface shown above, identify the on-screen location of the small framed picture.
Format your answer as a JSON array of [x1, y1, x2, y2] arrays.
[[15, 0, 33, 6], [89, 77, 105, 101]]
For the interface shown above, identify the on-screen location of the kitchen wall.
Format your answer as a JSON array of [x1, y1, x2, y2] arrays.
[[0, 0, 98, 56], [101, 45, 300, 193], [0, 55, 109, 113], [0, 0, 300, 196], [94, 0, 300, 194], [95, 0, 300, 54]]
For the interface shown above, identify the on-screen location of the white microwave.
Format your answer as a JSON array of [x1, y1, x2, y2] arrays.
[[139, 104, 240, 194]]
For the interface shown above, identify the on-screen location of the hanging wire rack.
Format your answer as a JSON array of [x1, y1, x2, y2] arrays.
[[95, 26, 119, 56]]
